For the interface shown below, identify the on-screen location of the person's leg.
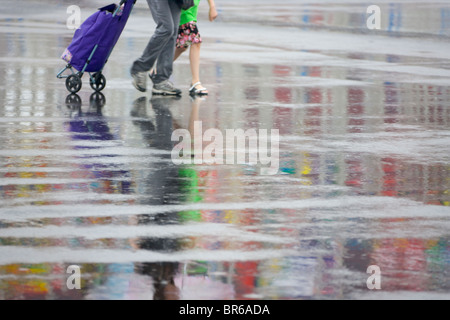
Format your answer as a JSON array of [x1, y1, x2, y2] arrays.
[[189, 43, 207, 94], [189, 43, 201, 86], [131, 0, 175, 75], [173, 46, 188, 62], [152, 0, 181, 84]]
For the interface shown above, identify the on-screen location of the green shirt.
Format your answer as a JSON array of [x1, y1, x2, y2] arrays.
[[179, 0, 201, 25]]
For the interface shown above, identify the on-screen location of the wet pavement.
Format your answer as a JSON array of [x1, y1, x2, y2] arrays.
[[0, 0, 449, 300]]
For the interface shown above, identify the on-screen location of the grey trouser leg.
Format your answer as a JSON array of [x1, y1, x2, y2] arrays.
[[131, 0, 180, 84]]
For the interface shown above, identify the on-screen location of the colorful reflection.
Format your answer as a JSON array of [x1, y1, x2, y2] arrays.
[[64, 92, 134, 199], [0, 26, 449, 300]]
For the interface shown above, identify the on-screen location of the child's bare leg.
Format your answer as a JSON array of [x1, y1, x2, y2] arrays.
[[174, 46, 187, 62], [189, 43, 207, 93], [189, 43, 201, 85]]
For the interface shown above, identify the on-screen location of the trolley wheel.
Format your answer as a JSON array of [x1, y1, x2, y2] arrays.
[[65, 93, 82, 108], [66, 74, 82, 93], [90, 92, 106, 109], [90, 73, 106, 92]]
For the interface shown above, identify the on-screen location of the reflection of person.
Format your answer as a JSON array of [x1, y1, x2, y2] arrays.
[[130, 0, 182, 95], [173, 0, 218, 95], [188, 95, 201, 135], [130, 96, 183, 300], [178, 96, 203, 222], [135, 263, 180, 300]]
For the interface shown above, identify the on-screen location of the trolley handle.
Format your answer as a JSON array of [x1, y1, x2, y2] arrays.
[[114, 0, 128, 17], [119, 0, 135, 4], [115, 0, 136, 16]]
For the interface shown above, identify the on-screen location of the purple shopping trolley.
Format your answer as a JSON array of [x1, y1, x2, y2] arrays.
[[57, 0, 135, 93]]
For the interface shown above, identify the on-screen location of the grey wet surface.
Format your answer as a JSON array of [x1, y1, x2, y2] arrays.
[[0, 0, 449, 299]]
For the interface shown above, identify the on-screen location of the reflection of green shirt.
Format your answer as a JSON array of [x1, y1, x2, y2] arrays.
[[179, 0, 201, 25], [178, 167, 203, 222]]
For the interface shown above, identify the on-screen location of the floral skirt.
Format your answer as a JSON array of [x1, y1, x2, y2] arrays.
[[176, 22, 202, 49]]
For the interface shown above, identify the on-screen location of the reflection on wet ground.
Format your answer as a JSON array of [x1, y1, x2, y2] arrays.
[[0, 0, 449, 300], [222, 0, 450, 37]]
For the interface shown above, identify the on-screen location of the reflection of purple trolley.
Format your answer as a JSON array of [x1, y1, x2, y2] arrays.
[[57, 0, 135, 93]]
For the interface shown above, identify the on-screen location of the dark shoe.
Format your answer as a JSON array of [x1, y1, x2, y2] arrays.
[[152, 80, 182, 96], [131, 70, 147, 92]]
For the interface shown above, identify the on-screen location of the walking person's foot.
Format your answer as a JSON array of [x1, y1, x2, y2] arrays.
[[152, 80, 182, 96], [189, 82, 208, 96], [131, 70, 147, 92]]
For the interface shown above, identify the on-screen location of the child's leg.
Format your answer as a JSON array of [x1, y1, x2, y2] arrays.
[[189, 43, 201, 85], [189, 43, 207, 93], [174, 46, 188, 62]]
